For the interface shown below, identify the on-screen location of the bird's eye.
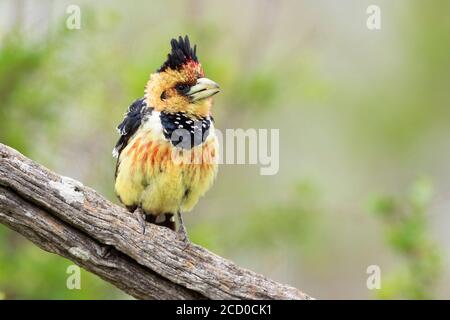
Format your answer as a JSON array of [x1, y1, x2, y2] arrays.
[[176, 83, 190, 94]]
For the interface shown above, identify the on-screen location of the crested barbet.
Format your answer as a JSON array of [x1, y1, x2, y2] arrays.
[[113, 36, 220, 241]]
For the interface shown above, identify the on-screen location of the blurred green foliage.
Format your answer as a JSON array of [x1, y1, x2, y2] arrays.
[[0, 33, 58, 153], [369, 177, 442, 299], [0, 227, 123, 299], [0, 12, 128, 299], [191, 180, 326, 258]]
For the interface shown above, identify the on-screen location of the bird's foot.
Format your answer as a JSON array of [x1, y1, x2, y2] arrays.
[[134, 207, 147, 235], [176, 211, 190, 249], [177, 224, 189, 242], [177, 229, 190, 250]]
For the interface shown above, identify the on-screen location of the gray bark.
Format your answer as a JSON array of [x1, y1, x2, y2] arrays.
[[0, 143, 312, 300]]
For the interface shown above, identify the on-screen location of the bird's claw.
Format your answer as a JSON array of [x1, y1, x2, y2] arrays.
[[134, 208, 147, 235], [176, 223, 190, 250]]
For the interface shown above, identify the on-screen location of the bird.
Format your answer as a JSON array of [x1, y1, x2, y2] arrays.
[[113, 35, 220, 242]]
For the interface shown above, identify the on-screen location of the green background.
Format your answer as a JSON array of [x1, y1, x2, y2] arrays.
[[0, 0, 449, 299]]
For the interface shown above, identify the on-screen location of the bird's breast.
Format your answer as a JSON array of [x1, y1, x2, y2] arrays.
[[115, 113, 218, 214]]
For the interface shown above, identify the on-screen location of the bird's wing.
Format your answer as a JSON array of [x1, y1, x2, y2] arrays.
[[113, 98, 153, 175], [113, 98, 152, 158]]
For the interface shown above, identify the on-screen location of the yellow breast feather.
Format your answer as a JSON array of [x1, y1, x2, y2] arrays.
[[115, 115, 218, 216]]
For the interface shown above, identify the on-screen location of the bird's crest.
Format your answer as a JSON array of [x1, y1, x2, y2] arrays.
[[158, 35, 199, 72]]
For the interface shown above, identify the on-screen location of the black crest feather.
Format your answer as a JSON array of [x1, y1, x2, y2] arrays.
[[158, 35, 198, 72]]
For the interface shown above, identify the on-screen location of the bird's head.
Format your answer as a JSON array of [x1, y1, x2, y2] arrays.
[[145, 36, 220, 118]]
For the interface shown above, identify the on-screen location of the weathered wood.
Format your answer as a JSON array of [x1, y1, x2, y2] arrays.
[[0, 143, 312, 300], [0, 185, 203, 299]]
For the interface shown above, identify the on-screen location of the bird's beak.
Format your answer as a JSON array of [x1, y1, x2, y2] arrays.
[[187, 78, 220, 102]]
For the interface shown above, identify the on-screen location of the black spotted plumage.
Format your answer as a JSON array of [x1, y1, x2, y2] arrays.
[[113, 98, 152, 159], [158, 35, 198, 72], [160, 111, 211, 150]]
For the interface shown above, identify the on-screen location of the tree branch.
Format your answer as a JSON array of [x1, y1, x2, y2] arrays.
[[0, 143, 312, 300]]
